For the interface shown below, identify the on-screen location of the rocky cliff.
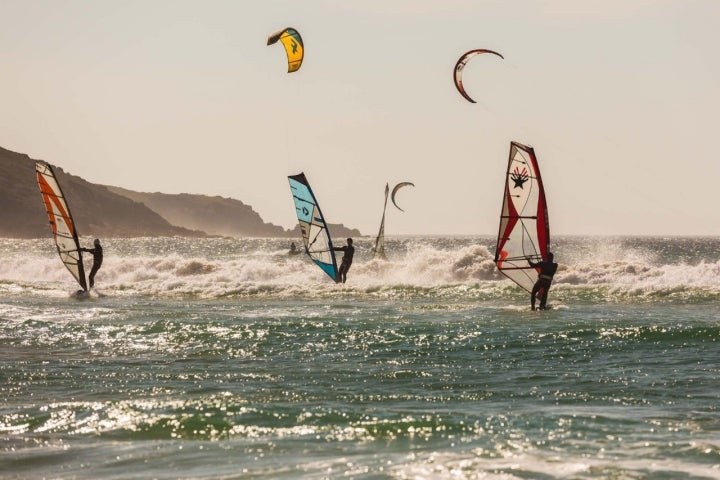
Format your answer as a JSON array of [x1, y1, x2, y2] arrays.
[[0, 147, 202, 238], [1, 146, 362, 239]]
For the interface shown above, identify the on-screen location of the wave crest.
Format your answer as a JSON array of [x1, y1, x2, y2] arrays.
[[0, 237, 718, 301]]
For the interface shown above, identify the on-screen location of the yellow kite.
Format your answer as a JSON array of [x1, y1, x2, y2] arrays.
[[267, 27, 304, 73]]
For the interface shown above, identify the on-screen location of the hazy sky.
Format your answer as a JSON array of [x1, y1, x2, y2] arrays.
[[1, 0, 718, 235]]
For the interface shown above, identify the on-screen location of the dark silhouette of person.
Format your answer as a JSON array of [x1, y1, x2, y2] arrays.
[[333, 238, 355, 284], [80, 238, 103, 289], [289, 241, 300, 255], [527, 251, 558, 310]]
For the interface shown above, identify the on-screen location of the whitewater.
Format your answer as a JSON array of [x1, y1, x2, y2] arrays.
[[1, 236, 719, 479]]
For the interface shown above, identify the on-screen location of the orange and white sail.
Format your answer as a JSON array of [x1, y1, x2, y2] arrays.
[[36, 161, 87, 291]]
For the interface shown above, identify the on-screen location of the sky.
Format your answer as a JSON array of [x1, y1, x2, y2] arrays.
[[1, 0, 719, 236]]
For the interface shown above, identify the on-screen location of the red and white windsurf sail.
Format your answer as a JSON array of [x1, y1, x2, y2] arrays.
[[36, 161, 88, 291], [494, 142, 550, 294]]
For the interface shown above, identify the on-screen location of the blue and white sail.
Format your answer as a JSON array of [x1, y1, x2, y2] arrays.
[[288, 173, 338, 281]]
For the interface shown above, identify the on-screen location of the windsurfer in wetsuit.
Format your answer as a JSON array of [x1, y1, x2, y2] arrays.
[[527, 252, 558, 310], [80, 238, 103, 290], [333, 238, 354, 284]]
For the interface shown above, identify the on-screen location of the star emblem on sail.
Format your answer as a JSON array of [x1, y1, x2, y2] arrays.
[[511, 167, 529, 189]]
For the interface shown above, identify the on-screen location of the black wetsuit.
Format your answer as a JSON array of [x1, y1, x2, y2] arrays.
[[81, 244, 103, 289], [528, 259, 558, 310], [333, 244, 355, 284]]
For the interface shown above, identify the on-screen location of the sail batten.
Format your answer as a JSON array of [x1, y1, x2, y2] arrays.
[[494, 142, 550, 295], [36, 161, 88, 291], [288, 173, 338, 282]]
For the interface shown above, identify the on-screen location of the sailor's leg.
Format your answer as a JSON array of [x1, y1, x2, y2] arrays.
[[88, 265, 99, 289], [539, 285, 550, 310], [337, 264, 346, 284], [530, 282, 540, 310]]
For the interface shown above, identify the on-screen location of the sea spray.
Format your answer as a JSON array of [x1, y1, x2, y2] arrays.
[[2, 237, 718, 301]]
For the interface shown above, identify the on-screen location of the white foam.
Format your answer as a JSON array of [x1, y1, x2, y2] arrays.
[[1, 237, 718, 299]]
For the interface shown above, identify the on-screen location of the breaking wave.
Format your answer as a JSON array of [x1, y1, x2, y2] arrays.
[[0, 236, 719, 301]]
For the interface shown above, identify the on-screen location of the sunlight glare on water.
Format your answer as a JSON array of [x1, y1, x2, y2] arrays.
[[1, 237, 719, 478]]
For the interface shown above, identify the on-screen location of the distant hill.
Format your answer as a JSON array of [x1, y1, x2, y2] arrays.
[[106, 187, 362, 239], [106, 187, 287, 237], [0, 146, 202, 238], [0, 146, 362, 239]]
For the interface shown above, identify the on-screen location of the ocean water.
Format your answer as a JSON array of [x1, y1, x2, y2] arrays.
[[1, 236, 719, 479]]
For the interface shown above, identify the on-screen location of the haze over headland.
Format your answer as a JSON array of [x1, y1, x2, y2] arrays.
[[0, 146, 360, 239]]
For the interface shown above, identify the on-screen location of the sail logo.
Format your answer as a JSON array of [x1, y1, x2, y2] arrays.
[[38, 174, 75, 237], [511, 167, 529, 189], [497, 249, 509, 268]]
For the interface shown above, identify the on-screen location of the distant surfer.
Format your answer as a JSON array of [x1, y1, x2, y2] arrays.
[[289, 241, 301, 255], [80, 238, 103, 290], [527, 252, 558, 311], [333, 238, 355, 284]]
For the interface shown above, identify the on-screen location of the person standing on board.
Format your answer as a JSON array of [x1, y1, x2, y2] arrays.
[[333, 238, 355, 284], [527, 252, 558, 310], [80, 238, 103, 290]]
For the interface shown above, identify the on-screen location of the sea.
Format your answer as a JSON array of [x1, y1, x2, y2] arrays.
[[1, 236, 719, 479]]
